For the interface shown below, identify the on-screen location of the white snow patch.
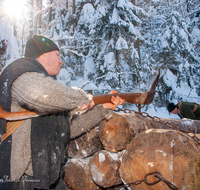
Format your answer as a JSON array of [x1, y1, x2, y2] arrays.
[[98, 152, 106, 162], [170, 140, 175, 148], [156, 150, 167, 157], [107, 152, 120, 161], [116, 36, 128, 50], [90, 165, 103, 182], [75, 140, 79, 150], [82, 150, 87, 156], [148, 162, 154, 167]]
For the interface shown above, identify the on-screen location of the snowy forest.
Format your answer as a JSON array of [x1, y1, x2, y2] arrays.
[[0, 0, 200, 115]]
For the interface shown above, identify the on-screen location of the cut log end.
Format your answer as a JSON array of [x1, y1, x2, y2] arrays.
[[89, 150, 122, 188], [68, 128, 103, 159], [64, 158, 100, 190], [120, 128, 200, 190], [99, 114, 132, 152]]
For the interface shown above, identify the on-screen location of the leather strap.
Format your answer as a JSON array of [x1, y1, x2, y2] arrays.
[[1, 108, 26, 143], [192, 103, 198, 112]]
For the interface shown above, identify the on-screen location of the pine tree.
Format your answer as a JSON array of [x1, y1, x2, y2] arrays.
[[71, 0, 149, 93], [1, 0, 199, 107], [137, 0, 200, 105]]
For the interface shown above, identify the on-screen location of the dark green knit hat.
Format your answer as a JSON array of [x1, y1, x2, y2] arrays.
[[25, 35, 60, 58]]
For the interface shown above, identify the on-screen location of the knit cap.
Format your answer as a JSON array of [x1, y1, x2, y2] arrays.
[[167, 103, 177, 113], [25, 35, 60, 58]]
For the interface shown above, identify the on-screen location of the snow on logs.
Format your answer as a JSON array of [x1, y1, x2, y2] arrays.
[[89, 150, 122, 188], [64, 113, 200, 190]]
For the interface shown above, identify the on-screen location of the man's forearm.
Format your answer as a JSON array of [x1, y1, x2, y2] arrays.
[[11, 72, 91, 112], [70, 105, 113, 138]]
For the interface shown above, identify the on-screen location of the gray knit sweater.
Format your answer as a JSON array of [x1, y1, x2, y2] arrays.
[[10, 72, 113, 180]]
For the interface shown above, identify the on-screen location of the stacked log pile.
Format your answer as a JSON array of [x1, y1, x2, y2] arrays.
[[64, 112, 200, 190]]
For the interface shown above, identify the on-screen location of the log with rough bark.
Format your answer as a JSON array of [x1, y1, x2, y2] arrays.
[[89, 150, 122, 188], [64, 158, 101, 190], [68, 128, 103, 159], [123, 112, 200, 135], [120, 128, 200, 190], [99, 112, 200, 152]]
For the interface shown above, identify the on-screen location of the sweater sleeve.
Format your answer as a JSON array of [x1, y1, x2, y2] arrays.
[[11, 72, 91, 112], [70, 104, 114, 138]]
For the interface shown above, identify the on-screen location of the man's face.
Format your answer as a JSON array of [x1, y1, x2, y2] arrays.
[[171, 107, 178, 114], [45, 50, 63, 76]]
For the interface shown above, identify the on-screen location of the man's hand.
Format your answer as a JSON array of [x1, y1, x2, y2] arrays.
[[78, 93, 95, 111], [78, 100, 95, 111], [102, 90, 125, 110], [78, 90, 125, 111]]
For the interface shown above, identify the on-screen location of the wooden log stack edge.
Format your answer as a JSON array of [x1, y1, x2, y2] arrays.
[[64, 113, 200, 190]]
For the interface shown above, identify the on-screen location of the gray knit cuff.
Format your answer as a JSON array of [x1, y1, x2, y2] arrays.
[[70, 105, 114, 138]]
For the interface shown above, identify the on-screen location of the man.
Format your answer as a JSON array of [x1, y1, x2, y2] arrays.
[[167, 102, 200, 120], [0, 35, 125, 190]]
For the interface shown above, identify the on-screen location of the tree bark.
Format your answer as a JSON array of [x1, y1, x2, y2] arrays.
[[49, 0, 53, 22], [66, 0, 68, 9], [29, 0, 34, 37], [131, 0, 136, 5], [36, 0, 42, 28], [89, 150, 122, 188], [120, 128, 200, 190], [72, 0, 76, 32], [121, 112, 200, 134]]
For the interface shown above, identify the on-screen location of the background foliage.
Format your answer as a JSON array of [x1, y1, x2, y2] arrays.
[[0, 0, 199, 109]]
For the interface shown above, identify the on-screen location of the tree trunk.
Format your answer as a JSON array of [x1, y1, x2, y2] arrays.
[[66, 0, 68, 9], [68, 128, 103, 159], [89, 150, 122, 188], [29, 0, 34, 37], [64, 158, 101, 190], [131, 0, 136, 5], [120, 128, 200, 190], [73, 0, 76, 32], [122, 112, 200, 135], [36, 0, 42, 29], [49, 0, 53, 22]]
